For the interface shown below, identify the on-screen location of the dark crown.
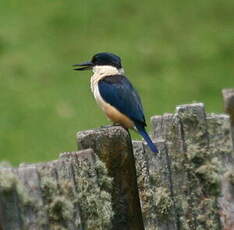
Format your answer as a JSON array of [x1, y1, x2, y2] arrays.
[[91, 52, 122, 69]]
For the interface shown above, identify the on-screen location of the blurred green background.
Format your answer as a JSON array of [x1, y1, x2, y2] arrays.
[[0, 0, 233, 165]]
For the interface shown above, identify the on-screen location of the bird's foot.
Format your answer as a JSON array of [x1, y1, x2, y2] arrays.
[[100, 123, 122, 129]]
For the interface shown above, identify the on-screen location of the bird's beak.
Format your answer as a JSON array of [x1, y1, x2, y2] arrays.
[[73, 61, 94, 71]]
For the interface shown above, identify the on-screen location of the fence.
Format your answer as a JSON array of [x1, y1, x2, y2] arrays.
[[0, 89, 234, 230]]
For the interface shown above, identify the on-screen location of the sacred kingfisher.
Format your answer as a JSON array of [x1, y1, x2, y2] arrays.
[[73, 52, 158, 153]]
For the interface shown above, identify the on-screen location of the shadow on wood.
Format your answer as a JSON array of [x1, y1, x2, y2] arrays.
[[0, 149, 113, 230], [77, 126, 144, 230]]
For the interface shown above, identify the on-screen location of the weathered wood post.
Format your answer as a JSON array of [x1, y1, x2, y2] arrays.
[[150, 104, 219, 229], [133, 137, 179, 230], [134, 103, 234, 230], [221, 88, 234, 230], [222, 88, 234, 147], [0, 149, 114, 230], [77, 126, 145, 230]]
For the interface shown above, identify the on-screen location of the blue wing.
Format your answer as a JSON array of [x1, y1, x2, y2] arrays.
[[98, 75, 146, 126]]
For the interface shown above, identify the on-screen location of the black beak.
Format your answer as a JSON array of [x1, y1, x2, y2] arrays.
[[73, 61, 94, 71]]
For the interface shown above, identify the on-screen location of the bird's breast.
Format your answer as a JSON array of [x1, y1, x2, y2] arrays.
[[90, 75, 134, 129]]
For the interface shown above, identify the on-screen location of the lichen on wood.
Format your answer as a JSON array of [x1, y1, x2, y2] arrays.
[[77, 126, 145, 230], [0, 149, 113, 230], [148, 103, 233, 230]]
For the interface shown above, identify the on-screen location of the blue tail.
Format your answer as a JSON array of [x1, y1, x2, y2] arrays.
[[137, 128, 158, 153]]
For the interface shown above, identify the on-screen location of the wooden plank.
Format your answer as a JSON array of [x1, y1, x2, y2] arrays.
[[151, 103, 224, 229], [0, 167, 23, 230], [17, 164, 48, 230], [133, 140, 179, 230], [0, 149, 113, 230], [175, 103, 221, 229], [206, 114, 234, 167], [219, 169, 234, 230], [222, 89, 234, 125], [77, 126, 144, 230], [151, 112, 185, 230], [59, 149, 114, 230], [222, 88, 234, 149]]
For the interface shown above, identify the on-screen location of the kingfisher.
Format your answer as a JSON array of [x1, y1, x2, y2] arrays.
[[73, 52, 158, 153]]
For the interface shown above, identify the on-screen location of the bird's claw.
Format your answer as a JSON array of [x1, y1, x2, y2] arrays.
[[100, 124, 122, 129]]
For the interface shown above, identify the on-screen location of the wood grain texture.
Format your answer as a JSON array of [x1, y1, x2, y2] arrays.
[[149, 103, 234, 230], [77, 126, 144, 230], [0, 149, 113, 230], [222, 88, 234, 152]]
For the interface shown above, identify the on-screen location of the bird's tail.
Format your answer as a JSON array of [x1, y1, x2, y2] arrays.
[[137, 127, 158, 153]]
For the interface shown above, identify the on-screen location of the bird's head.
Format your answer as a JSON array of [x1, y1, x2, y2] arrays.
[[73, 52, 123, 73]]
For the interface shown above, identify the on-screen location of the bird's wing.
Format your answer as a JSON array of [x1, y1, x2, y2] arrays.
[[98, 75, 146, 126]]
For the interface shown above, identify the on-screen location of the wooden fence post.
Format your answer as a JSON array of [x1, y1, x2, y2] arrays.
[[222, 88, 234, 149], [77, 126, 145, 230], [221, 88, 234, 230], [149, 103, 233, 229], [0, 149, 114, 230]]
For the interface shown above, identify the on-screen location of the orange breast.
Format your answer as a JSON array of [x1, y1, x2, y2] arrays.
[[102, 103, 134, 129], [92, 80, 134, 129]]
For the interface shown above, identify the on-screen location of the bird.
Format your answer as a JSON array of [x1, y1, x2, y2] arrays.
[[73, 52, 158, 153]]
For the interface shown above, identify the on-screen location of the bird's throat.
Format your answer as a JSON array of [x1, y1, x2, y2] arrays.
[[92, 65, 124, 77]]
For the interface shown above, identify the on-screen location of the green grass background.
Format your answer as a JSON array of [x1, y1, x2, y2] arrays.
[[0, 0, 233, 165]]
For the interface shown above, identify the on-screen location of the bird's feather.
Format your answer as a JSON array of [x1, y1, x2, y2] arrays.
[[98, 75, 146, 126], [137, 127, 159, 153]]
